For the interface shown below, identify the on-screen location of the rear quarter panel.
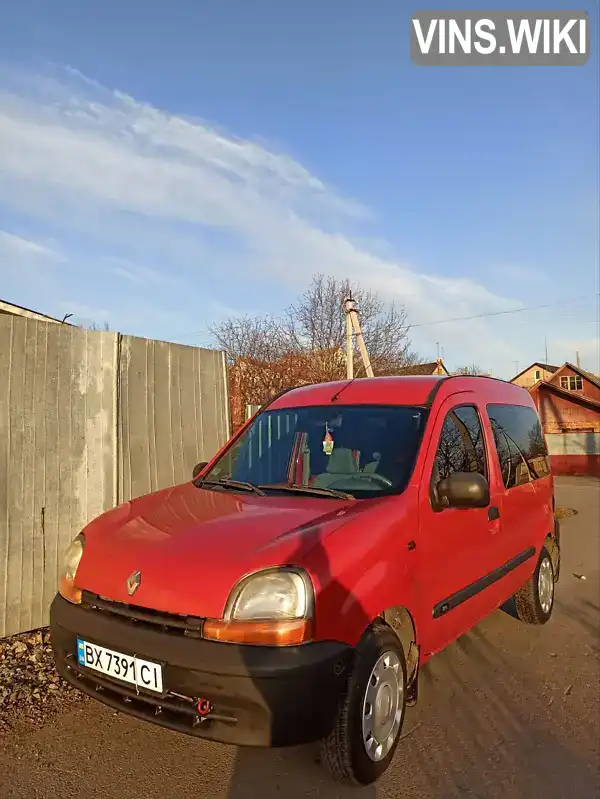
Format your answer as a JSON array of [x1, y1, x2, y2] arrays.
[[482, 387, 554, 597]]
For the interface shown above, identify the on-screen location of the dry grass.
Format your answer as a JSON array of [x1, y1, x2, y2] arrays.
[[556, 507, 578, 520]]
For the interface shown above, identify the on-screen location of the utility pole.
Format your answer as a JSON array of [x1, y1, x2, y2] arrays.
[[345, 295, 354, 379], [544, 336, 548, 365], [344, 294, 374, 378]]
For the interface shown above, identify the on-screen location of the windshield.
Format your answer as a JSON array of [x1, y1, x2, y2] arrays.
[[201, 404, 428, 499]]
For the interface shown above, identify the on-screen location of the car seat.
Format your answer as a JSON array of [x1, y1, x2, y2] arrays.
[[361, 461, 379, 474], [312, 448, 359, 488]]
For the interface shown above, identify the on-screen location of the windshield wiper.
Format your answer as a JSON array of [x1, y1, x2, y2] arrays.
[[258, 483, 354, 500], [199, 478, 266, 496]]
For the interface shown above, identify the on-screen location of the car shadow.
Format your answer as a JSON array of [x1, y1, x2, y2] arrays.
[[226, 518, 378, 798], [222, 610, 600, 799], [224, 510, 600, 799], [378, 621, 599, 799], [499, 596, 518, 619], [4, 598, 598, 799], [222, 520, 600, 799], [555, 597, 600, 646]]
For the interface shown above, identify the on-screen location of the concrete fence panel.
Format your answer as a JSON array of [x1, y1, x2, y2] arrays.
[[117, 335, 229, 502], [0, 316, 116, 637], [0, 318, 229, 637]]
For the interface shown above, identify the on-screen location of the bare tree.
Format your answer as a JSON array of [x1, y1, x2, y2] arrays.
[[455, 363, 484, 376], [209, 275, 421, 378], [282, 274, 421, 378], [209, 314, 286, 365], [209, 274, 422, 428]]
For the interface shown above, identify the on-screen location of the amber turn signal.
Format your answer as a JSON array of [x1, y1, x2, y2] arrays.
[[202, 618, 313, 646], [58, 576, 82, 605]]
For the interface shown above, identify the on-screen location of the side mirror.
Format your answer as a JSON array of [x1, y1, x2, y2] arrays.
[[192, 461, 208, 479], [437, 472, 490, 509]]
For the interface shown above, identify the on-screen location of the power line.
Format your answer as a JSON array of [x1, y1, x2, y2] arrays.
[[180, 294, 597, 341], [505, 314, 599, 327], [408, 295, 593, 329]]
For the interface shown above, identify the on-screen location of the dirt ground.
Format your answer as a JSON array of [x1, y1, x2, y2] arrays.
[[0, 476, 598, 799]]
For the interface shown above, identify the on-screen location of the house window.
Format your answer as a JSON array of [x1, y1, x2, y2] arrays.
[[560, 376, 583, 391], [534, 369, 541, 381]]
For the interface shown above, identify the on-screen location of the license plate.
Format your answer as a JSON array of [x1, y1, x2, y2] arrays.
[[76, 638, 163, 694]]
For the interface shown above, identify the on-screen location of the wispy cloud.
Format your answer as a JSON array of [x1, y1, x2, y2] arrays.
[[57, 299, 183, 333], [101, 256, 166, 286], [487, 262, 547, 285], [549, 337, 600, 373], [0, 230, 62, 264], [0, 65, 596, 375], [0, 68, 365, 232]]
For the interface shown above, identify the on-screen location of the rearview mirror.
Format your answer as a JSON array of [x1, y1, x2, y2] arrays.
[[437, 472, 490, 509], [192, 462, 208, 479]]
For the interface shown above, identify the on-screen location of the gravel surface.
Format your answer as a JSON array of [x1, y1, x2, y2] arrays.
[[0, 630, 82, 733]]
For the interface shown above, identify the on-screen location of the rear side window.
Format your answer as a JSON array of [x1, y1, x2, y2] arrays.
[[434, 405, 487, 480], [486, 404, 550, 489]]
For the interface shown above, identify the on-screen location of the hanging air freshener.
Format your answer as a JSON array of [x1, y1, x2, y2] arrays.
[[322, 430, 334, 456]]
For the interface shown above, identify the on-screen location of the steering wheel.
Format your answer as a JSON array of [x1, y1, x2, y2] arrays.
[[357, 472, 393, 488], [329, 473, 393, 489]]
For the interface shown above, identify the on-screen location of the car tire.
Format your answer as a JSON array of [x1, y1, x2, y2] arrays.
[[319, 621, 407, 786], [514, 546, 555, 625]]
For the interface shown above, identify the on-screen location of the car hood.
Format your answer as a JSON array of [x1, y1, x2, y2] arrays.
[[75, 481, 358, 618]]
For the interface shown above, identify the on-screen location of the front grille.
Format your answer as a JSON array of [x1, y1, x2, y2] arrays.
[[64, 655, 238, 733], [80, 591, 205, 638]]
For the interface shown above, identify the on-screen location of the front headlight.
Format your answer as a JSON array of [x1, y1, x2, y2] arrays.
[[225, 568, 313, 621], [58, 534, 85, 603], [203, 568, 314, 646]]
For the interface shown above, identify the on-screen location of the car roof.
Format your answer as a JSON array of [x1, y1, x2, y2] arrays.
[[267, 375, 533, 412]]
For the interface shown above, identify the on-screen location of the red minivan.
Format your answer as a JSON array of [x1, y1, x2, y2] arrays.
[[51, 375, 560, 785]]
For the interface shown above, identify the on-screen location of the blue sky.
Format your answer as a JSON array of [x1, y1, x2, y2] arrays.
[[0, 0, 598, 377]]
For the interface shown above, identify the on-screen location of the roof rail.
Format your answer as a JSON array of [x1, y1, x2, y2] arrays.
[[424, 372, 521, 406], [450, 373, 510, 385]]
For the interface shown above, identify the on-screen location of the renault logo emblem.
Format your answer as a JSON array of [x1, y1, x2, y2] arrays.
[[127, 570, 142, 596]]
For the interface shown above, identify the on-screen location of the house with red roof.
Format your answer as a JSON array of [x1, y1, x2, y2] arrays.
[[511, 361, 600, 477]]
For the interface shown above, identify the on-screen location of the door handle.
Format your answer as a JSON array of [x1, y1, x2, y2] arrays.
[[488, 506, 500, 521]]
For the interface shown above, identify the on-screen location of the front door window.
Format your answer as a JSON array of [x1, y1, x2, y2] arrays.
[[432, 405, 487, 494]]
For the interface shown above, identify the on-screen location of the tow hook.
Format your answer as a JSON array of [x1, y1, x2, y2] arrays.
[[196, 698, 213, 716]]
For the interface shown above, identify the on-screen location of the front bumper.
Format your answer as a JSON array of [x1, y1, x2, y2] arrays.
[[50, 594, 353, 747]]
